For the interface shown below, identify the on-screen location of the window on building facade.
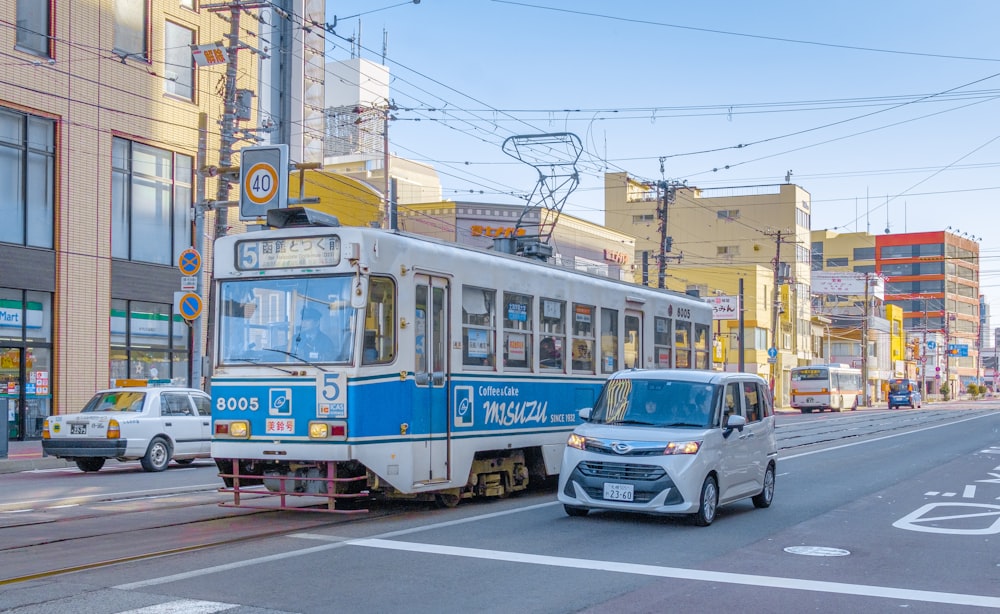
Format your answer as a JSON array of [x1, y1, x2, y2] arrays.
[[717, 209, 740, 220], [811, 242, 823, 271], [113, 0, 149, 61], [853, 247, 875, 260], [164, 22, 194, 100], [0, 109, 54, 248], [853, 264, 875, 273], [15, 0, 51, 57], [826, 257, 848, 268], [111, 137, 192, 265], [111, 299, 189, 386], [795, 207, 809, 229], [632, 214, 654, 224], [180, 0, 197, 9]]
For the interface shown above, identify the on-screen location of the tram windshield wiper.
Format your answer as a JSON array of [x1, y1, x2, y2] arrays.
[[261, 348, 329, 372], [229, 357, 300, 375]]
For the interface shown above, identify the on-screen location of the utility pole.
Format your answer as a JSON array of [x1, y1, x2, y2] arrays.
[[764, 228, 785, 394], [200, 2, 269, 393], [861, 272, 870, 406]]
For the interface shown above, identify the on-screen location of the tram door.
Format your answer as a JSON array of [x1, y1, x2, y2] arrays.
[[625, 311, 643, 369], [412, 274, 450, 483]]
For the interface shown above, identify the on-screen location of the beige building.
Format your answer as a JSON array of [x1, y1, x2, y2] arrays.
[[604, 174, 814, 405], [0, 1, 263, 438]]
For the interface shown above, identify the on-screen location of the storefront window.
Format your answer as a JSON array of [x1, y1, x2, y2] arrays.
[[110, 298, 189, 386], [0, 288, 52, 439]]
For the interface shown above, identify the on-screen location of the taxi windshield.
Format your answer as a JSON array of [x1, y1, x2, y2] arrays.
[[82, 391, 146, 412]]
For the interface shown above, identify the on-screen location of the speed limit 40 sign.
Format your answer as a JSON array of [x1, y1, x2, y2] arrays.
[[238, 144, 288, 220]]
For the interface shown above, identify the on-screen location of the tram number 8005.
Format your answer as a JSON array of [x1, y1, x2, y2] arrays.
[[216, 397, 260, 411]]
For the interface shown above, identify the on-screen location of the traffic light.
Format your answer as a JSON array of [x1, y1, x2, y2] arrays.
[[910, 340, 920, 359]]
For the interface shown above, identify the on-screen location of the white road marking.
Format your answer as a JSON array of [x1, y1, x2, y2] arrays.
[[349, 538, 1000, 608], [114, 501, 560, 590], [964, 485, 977, 498], [116, 599, 237, 613], [925, 491, 940, 496]]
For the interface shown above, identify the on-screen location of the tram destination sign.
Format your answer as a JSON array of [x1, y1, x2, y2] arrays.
[[236, 235, 341, 271]]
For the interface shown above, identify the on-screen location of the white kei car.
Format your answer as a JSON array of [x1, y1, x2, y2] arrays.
[[558, 369, 778, 526], [42, 385, 212, 472]]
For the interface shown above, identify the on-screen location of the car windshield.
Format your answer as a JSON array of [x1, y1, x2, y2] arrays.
[[590, 378, 719, 428], [890, 381, 913, 393], [82, 391, 146, 412]]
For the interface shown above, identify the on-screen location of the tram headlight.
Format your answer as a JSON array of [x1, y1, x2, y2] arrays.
[[567, 433, 586, 450], [309, 421, 347, 439], [218, 421, 250, 439]]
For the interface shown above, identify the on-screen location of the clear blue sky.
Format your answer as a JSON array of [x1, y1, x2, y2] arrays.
[[324, 0, 1000, 324]]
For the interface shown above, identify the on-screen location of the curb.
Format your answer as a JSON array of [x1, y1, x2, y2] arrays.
[[0, 457, 70, 474]]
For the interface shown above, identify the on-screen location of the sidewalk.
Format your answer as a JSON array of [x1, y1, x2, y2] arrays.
[[0, 440, 69, 474]]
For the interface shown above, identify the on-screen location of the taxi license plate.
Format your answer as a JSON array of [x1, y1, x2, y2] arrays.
[[70, 423, 87, 435], [603, 482, 634, 502]]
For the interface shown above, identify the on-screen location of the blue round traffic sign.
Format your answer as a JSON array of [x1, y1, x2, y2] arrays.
[[178, 292, 203, 321], [178, 248, 202, 276], [767, 347, 778, 359]]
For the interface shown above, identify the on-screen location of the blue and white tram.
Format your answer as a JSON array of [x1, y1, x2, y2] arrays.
[[210, 208, 713, 511]]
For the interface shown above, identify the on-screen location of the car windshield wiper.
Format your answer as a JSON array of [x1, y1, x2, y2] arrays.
[[659, 421, 706, 428], [228, 357, 300, 375], [607, 419, 658, 426], [260, 348, 329, 372]]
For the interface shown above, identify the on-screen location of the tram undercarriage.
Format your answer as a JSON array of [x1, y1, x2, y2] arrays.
[[216, 448, 547, 513]]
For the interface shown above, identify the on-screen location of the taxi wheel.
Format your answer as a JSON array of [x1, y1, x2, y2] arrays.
[[693, 475, 718, 526], [75, 458, 105, 472], [141, 437, 172, 472]]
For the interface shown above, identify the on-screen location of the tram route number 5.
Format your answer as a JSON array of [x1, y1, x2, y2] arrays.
[[239, 144, 288, 220]]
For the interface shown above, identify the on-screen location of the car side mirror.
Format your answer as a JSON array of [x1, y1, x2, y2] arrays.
[[578, 407, 592, 421], [724, 414, 746, 438]]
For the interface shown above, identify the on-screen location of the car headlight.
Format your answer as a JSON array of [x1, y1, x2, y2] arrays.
[[567, 433, 586, 450], [663, 440, 701, 455]]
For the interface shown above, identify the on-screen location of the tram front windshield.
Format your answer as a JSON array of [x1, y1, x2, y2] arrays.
[[218, 276, 357, 365]]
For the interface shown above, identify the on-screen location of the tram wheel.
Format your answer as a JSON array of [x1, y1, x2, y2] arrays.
[[435, 493, 461, 508]]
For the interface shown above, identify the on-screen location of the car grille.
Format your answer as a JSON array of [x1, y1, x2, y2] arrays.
[[577, 461, 666, 481]]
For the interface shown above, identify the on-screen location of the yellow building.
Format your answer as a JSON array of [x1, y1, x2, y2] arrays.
[[604, 174, 813, 406], [0, 1, 261, 437]]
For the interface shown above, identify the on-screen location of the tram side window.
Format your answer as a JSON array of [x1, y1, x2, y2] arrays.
[[571, 303, 595, 373], [694, 322, 711, 369], [653, 316, 672, 369], [601, 308, 619, 374], [675, 321, 692, 369], [539, 298, 565, 370], [362, 276, 396, 365], [462, 286, 495, 368], [503, 292, 533, 369]]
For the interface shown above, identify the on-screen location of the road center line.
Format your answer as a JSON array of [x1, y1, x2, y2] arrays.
[[350, 538, 1000, 609]]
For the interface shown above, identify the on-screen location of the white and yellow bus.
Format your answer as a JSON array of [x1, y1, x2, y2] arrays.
[[789, 365, 862, 413]]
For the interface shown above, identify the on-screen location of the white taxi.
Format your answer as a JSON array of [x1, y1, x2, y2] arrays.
[[42, 383, 212, 472]]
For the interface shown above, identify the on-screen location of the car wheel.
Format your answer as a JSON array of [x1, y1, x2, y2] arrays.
[[75, 458, 106, 472], [140, 437, 172, 472], [752, 463, 775, 509], [564, 505, 589, 517], [693, 475, 718, 526]]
